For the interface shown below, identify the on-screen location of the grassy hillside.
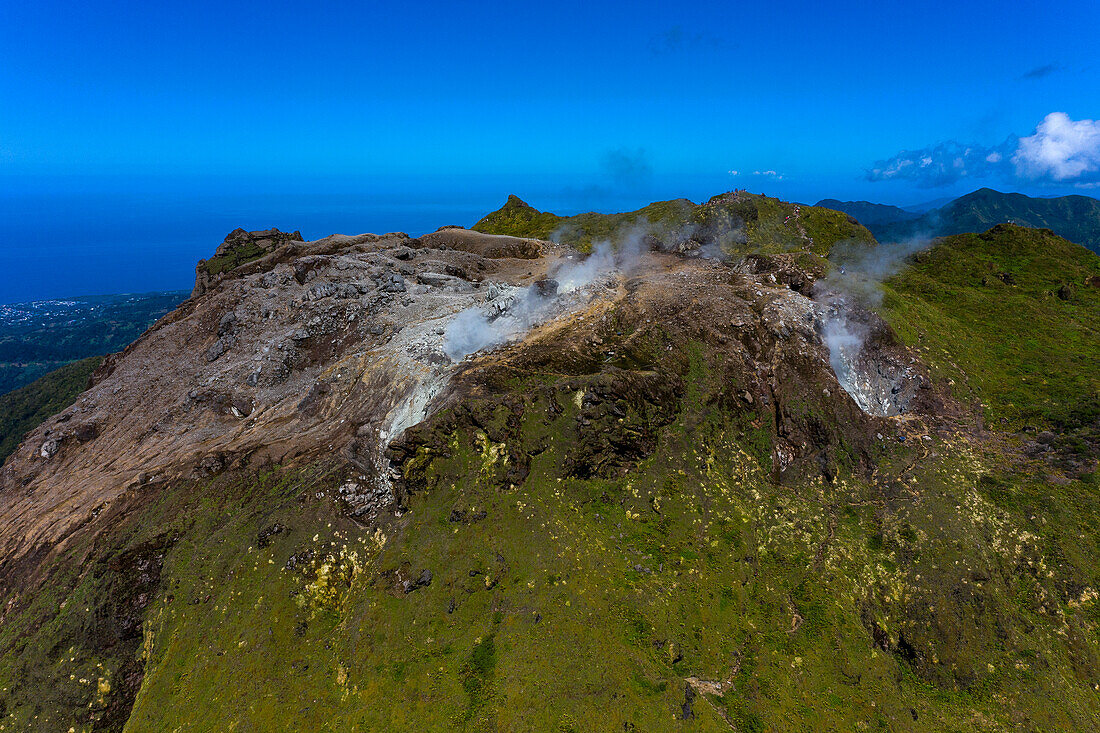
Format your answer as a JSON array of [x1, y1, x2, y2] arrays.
[[0, 356, 102, 464], [936, 189, 1100, 253], [469, 194, 567, 239], [2, 358, 1098, 731], [474, 191, 875, 257], [881, 224, 1100, 431]]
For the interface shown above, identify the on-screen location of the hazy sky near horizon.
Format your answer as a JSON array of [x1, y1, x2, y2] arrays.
[[2, 0, 1099, 300]]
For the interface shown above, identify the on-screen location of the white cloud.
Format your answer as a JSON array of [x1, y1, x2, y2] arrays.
[[866, 140, 1013, 187], [1012, 112, 1100, 182], [867, 112, 1100, 188]]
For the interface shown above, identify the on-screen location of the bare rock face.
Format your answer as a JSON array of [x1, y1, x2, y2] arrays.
[[419, 227, 542, 259], [212, 228, 303, 259], [815, 294, 929, 417], [0, 228, 587, 564], [0, 225, 938, 569], [192, 228, 305, 297]]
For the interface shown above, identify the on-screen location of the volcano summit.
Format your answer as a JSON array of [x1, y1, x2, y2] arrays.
[[1, 193, 1098, 731]]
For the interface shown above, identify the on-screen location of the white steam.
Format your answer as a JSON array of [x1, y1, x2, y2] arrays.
[[818, 237, 931, 308], [442, 230, 649, 362], [822, 314, 865, 401], [442, 286, 551, 361], [441, 213, 746, 363], [552, 214, 742, 262], [816, 236, 931, 414], [556, 231, 646, 291]]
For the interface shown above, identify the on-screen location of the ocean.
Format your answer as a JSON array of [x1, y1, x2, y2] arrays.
[[0, 189, 492, 304]]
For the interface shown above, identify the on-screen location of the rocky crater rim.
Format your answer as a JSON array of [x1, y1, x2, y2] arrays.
[[1, 225, 939, 567]]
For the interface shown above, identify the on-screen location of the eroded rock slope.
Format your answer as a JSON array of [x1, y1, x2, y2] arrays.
[[3, 219, 1100, 732], [1, 227, 938, 571]]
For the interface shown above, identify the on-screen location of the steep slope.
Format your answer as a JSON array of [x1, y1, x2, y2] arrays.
[[0, 291, 187, 395], [821, 188, 1100, 253], [0, 217, 1098, 731], [475, 191, 875, 256], [0, 356, 103, 463]]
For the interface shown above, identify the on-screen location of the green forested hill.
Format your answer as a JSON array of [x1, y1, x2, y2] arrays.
[[0, 291, 187, 395], [474, 191, 874, 256], [0, 356, 102, 464]]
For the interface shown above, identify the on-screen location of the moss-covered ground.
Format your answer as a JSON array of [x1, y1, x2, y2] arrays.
[[2, 342, 1098, 731], [1, 223, 1098, 731], [200, 241, 270, 278], [881, 224, 1100, 431]]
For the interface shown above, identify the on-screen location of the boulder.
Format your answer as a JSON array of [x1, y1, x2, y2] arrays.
[[417, 272, 459, 288]]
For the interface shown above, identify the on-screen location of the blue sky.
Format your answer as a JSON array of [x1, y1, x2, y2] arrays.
[[2, 0, 1099, 300]]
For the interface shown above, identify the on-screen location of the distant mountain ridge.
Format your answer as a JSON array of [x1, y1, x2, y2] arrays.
[[815, 199, 923, 228], [818, 188, 1100, 253]]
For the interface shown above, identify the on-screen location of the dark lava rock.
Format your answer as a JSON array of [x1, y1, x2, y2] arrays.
[[533, 278, 559, 298], [1025, 441, 1050, 457], [403, 569, 433, 593], [285, 550, 315, 571], [680, 683, 696, 720], [218, 311, 238, 336], [72, 422, 99, 442], [449, 508, 488, 524], [257, 523, 286, 548], [418, 272, 457, 288]]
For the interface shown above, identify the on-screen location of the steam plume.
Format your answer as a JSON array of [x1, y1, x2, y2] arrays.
[[815, 235, 932, 414], [443, 228, 649, 362]]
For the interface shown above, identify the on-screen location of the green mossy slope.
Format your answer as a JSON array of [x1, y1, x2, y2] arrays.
[[2, 351, 1098, 730], [881, 224, 1100, 430], [1, 224, 1098, 731], [0, 355, 102, 464], [470, 194, 566, 239], [473, 191, 874, 257]]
